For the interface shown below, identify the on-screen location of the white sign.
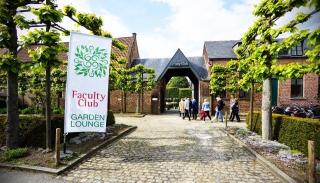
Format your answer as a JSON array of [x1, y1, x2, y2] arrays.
[[64, 32, 112, 133]]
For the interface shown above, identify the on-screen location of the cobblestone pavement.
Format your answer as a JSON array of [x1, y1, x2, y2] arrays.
[[57, 112, 282, 183]]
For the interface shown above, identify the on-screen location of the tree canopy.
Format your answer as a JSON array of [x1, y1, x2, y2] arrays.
[[167, 76, 189, 88]]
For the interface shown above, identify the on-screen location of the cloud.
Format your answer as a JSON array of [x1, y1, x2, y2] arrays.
[[141, 0, 256, 57], [98, 9, 131, 38]]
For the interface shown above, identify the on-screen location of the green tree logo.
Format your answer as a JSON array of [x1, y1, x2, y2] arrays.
[[74, 45, 108, 77]]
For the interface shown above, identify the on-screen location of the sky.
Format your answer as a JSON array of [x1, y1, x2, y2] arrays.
[[20, 0, 320, 58]]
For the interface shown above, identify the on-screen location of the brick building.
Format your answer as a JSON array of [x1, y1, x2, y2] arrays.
[[1, 34, 319, 115], [110, 37, 319, 115]]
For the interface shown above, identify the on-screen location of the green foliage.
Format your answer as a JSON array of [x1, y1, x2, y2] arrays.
[[1, 148, 28, 162], [31, 4, 64, 23], [20, 29, 68, 71], [179, 88, 192, 99], [245, 111, 320, 159], [19, 107, 42, 115], [18, 72, 28, 97], [62, 154, 75, 162], [52, 108, 64, 114], [166, 87, 179, 98], [167, 77, 189, 88], [51, 69, 67, 93], [0, 108, 6, 114], [0, 53, 21, 73]]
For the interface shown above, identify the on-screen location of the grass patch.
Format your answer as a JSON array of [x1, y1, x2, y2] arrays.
[[288, 149, 301, 155], [29, 162, 39, 166], [45, 159, 53, 164], [63, 154, 75, 162], [237, 129, 252, 135], [1, 148, 28, 162], [12, 159, 28, 165]]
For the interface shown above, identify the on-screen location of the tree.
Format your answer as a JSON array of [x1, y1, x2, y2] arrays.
[[51, 68, 67, 108], [131, 64, 156, 114], [28, 71, 46, 114], [18, 72, 29, 108], [167, 76, 189, 88], [235, 0, 320, 140], [0, 0, 45, 150], [21, 0, 68, 149], [115, 68, 133, 113]]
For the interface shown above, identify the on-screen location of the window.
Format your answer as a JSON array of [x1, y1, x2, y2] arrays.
[[291, 41, 303, 56], [238, 72, 250, 98], [216, 90, 226, 99], [291, 78, 303, 97], [239, 90, 250, 98]]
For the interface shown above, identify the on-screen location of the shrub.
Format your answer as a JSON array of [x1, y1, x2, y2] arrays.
[[107, 110, 115, 126], [19, 107, 32, 114], [1, 147, 28, 162]]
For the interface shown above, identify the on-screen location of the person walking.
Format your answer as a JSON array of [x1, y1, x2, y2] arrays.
[[192, 99, 199, 120], [229, 99, 235, 121], [201, 99, 212, 122], [230, 98, 240, 122], [188, 98, 193, 118], [183, 98, 191, 121], [215, 96, 225, 122], [179, 98, 185, 118]]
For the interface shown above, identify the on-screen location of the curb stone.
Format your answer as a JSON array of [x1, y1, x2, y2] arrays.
[[220, 127, 297, 183], [0, 126, 137, 175]]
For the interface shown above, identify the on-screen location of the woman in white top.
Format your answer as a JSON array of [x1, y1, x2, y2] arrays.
[[202, 99, 212, 122]]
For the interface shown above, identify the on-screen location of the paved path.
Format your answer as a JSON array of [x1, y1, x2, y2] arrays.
[[53, 111, 283, 183]]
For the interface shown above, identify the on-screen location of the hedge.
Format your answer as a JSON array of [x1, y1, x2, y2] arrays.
[[245, 111, 320, 159], [166, 87, 179, 99], [0, 110, 116, 148], [179, 88, 192, 99]]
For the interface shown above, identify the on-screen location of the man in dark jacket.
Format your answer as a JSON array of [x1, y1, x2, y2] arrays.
[[188, 98, 193, 118], [214, 96, 225, 122], [192, 99, 199, 120]]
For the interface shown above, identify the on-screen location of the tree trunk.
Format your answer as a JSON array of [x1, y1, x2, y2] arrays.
[[136, 93, 141, 114], [6, 71, 20, 149], [262, 77, 272, 140], [46, 66, 52, 150], [249, 81, 254, 131], [261, 19, 273, 140], [141, 73, 144, 113], [57, 92, 60, 109], [6, 9, 20, 150], [124, 92, 127, 113], [120, 90, 123, 113], [141, 88, 144, 113]]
